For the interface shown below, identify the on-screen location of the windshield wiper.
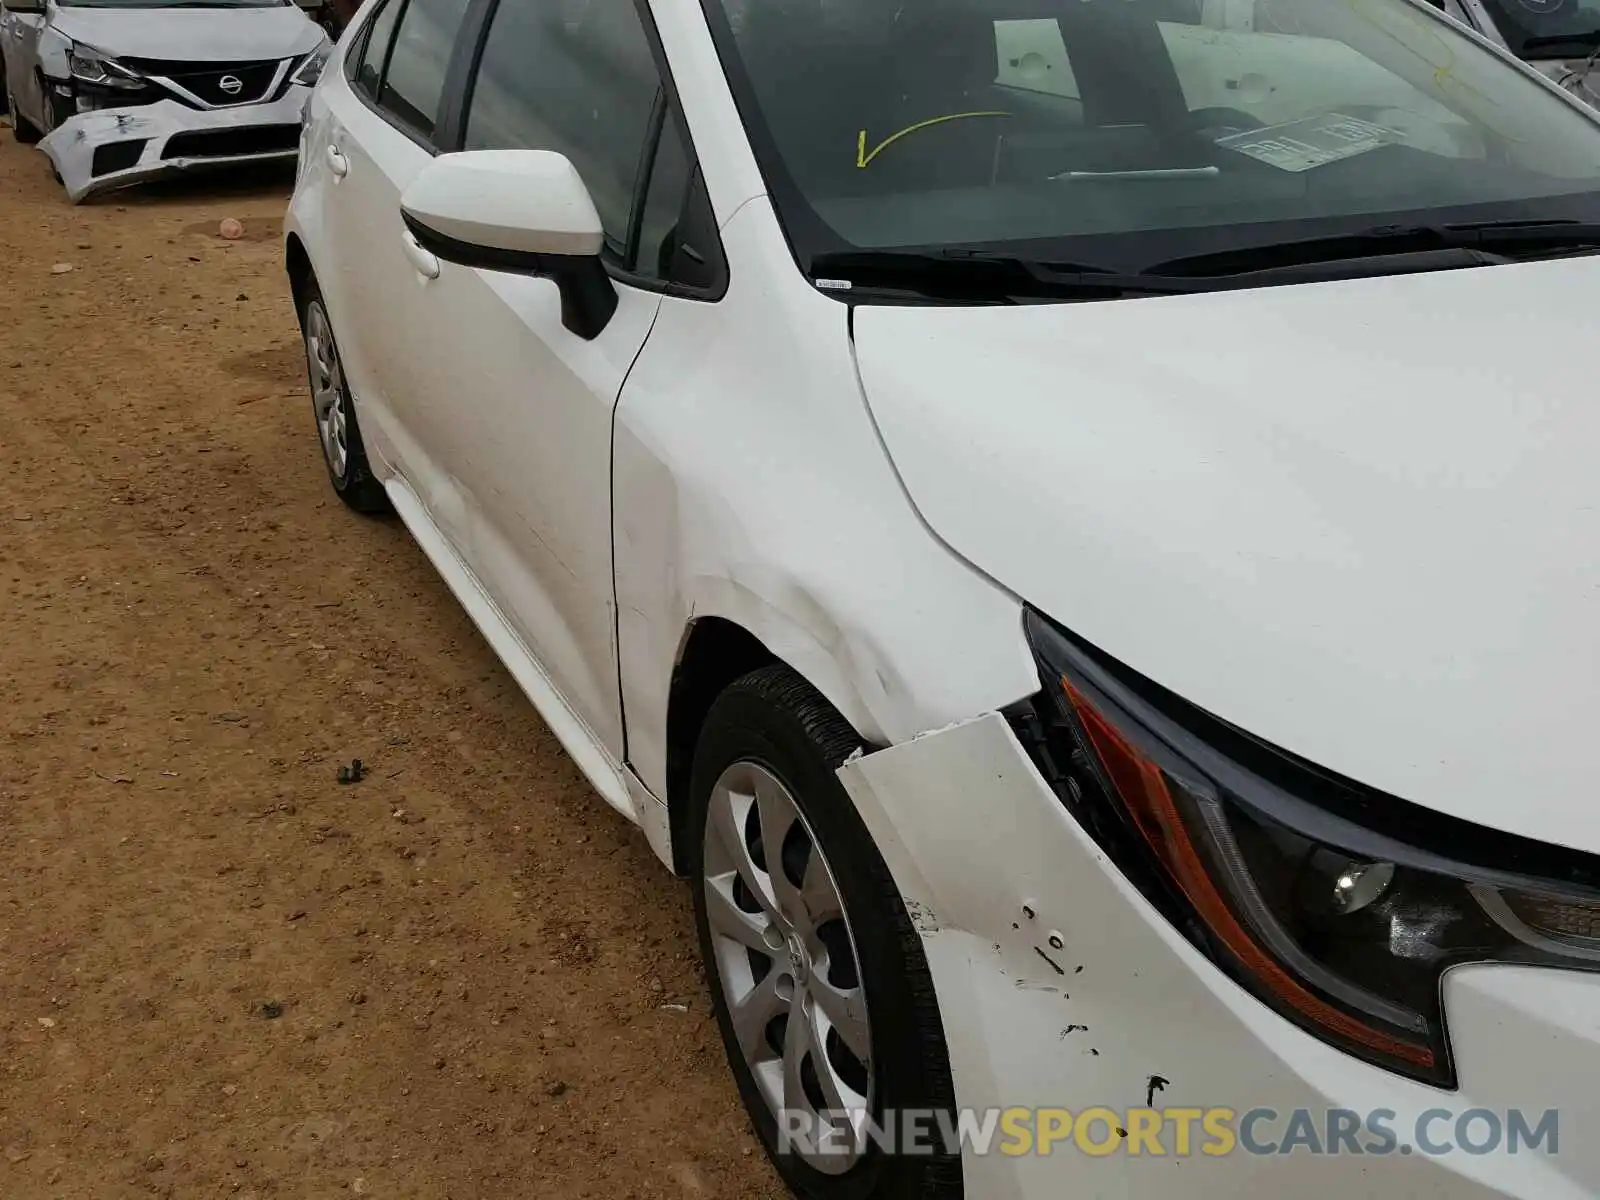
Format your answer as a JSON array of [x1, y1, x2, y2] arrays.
[[1151, 219, 1600, 279], [813, 219, 1600, 302], [809, 250, 1204, 301]]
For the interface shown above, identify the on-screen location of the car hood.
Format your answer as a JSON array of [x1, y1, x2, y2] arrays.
[[852, 258, 1600, 854], [50, 6, 324, 62]]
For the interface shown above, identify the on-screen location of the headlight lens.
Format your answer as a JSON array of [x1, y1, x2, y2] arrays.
[[291, 41, 333, 88], [68, 45, 145, 91], [1018, 608, 1600, 1089]]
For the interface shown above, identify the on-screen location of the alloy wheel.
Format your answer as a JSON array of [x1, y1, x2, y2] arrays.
[[701, 761, 874, 1174], [304, 300, 349, 480]]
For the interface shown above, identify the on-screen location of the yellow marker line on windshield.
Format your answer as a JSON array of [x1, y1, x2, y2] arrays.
[[857, 111, 1012, 168]]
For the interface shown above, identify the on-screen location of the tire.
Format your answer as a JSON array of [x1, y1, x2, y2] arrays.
[[689, 666, 962, 1200], [295, 280, 391, 514], [42, 77, 74, 133]]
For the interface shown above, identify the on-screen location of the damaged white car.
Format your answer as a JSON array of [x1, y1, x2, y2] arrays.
[[288, 0, 1600, 1196], [0, 0, 330, 202]]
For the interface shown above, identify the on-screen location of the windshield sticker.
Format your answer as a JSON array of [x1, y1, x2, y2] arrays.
[[1215, 113, 1399, 173], [856, 111, 1012, 168]]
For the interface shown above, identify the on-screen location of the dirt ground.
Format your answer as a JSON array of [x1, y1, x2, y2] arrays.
[[0, 130, 784, 1198]]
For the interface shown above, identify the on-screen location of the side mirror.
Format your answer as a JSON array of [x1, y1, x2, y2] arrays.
[[400, 149, 618, 341]]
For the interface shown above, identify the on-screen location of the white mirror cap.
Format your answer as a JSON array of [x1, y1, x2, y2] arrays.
[[400, 149, 604, 259]]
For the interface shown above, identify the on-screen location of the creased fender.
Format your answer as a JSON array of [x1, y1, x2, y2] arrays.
[[611, 197, 1038, 810], [674, 571, 896, 749]]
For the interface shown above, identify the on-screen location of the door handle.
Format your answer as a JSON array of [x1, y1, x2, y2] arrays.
[[401, 231, 440, 280], [325, 144, 349, 177]]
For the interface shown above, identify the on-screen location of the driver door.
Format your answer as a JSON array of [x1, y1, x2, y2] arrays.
[[400, 0, 684, 763]]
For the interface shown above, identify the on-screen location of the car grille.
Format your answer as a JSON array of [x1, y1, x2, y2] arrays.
[[162, 124, 302, 161], [119, 58, 288, 108]]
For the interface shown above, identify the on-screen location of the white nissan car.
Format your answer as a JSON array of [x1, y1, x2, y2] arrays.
[[286, 0, 1600, 1195], [0, 0, 330, 201]]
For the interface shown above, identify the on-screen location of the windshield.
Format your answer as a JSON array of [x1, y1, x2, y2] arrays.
[[1469, 0, 1600, 59], [704, 0, 1600, 279]]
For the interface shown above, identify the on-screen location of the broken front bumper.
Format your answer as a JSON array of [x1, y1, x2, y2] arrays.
[[837, 713, 1600, 1199], [39, 91, 310, 204]]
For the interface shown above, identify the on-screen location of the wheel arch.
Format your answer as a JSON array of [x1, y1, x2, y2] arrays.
[[285, 232, 314, 319], [661, 614, 880, 875]]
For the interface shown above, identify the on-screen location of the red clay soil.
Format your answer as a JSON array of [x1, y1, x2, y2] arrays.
[[0, 125, 784, 1199]]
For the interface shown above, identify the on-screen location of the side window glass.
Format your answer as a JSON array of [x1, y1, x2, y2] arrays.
[[353, 0, 403, 98], [634, 112, 691, 282], [380, 0, 474, 138], [465, 0, 663, 254]]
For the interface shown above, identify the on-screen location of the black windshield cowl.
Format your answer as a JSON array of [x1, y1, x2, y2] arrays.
[[810, 251, 1200, 303], [1149, 219, 1600, 278], [806, 226, 1589, 304]]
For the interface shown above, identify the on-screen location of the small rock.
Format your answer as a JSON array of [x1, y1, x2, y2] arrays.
[[433, 1057, 446, 1070], [144, 1155, 164, 1172], [287, 910, 308, 922], [12, 511, 31, 521], [352, 1180, 367, 1196], [50, 263, 74, 275], [216, 711, 246, 723], [36, 1017, 56, 1029], [236, 293, 250, 302], [545, 1081, 568, 1098], [219, 218, 245, 240], [348, 990, 367, 1006], [260, 1002, 284, 1020]]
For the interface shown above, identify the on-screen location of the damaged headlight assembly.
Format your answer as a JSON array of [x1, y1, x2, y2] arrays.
[[68, 45, 145, 91], [1014, 608, 1600, 1089], [290, 41, 334, 88]]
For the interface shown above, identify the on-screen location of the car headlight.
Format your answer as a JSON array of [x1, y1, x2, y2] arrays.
[[291, 41, 333, 88], [1016, 608, 1600, 1089], [68, 45, 145, 91]]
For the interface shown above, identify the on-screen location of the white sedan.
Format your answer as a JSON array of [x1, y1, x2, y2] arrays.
[[286, 0, 1600, 1195]]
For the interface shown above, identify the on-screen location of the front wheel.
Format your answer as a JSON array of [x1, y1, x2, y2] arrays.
[[41, 78, 75, 133], [690, 666, 962, 1200]]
